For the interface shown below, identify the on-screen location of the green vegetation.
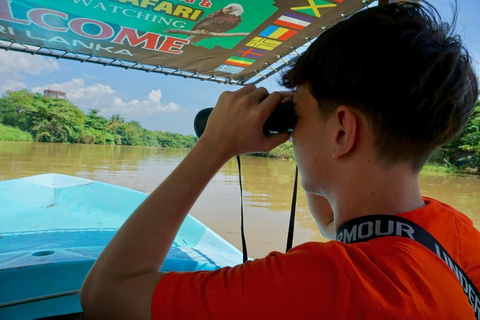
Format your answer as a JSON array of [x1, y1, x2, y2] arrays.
[[253, 140, 294, 160], [434, 101, 480, 173], [0, 89, 197, 148], [0, 123, 33, 141], [421, 163, 459, 174]]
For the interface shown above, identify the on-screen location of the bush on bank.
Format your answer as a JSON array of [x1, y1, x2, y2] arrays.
[[0, 124, 33, 141], [253, 141, 294, 160]]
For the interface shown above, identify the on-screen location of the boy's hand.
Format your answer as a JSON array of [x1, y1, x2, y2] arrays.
[[199, 85, 292, 160]]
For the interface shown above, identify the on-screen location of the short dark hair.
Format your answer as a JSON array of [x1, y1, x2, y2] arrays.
[[282, 1, 478, 171]]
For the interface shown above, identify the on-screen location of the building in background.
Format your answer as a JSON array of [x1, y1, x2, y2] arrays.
[[44, 90, 66, 99]]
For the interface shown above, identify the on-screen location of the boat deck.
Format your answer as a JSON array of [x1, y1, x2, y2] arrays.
[[0, 174, 243, 319]]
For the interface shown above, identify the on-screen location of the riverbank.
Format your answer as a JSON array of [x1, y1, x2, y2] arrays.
[[1, 89, 478, 172], [0, 136, 474, 175], [259, 142, 478, 175], [422, 163, 460, 173]]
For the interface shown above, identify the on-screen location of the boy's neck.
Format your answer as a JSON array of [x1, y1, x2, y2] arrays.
[[329, 163, 425, 232]]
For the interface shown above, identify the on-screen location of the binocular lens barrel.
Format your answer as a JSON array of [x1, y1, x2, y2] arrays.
[[194, 101, 297, 138]]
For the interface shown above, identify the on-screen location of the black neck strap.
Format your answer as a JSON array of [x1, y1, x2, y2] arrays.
[[236, 159, 299, 261], [236, 155, 248, 263], [337, 215, 480, 319], [286, 166, 298, 252]]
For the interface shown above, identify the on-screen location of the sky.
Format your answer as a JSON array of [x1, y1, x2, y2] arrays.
[[0, 0, 478, 135]]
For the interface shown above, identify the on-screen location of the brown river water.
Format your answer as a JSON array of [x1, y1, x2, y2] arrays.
[[1, 141, 479, 258]]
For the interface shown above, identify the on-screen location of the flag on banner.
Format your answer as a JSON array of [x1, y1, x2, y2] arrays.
[[291, 0, 337, 18], [225, 56, 256, 67], [260, 25, 297, 41], [235, 47, 267, 59], [215, 64, 245, 74], [274, 11, 315, 30], [246, 37, 282, 51]]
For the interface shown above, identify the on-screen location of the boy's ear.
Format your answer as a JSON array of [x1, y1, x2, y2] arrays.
[[332, 106, 357, 159]]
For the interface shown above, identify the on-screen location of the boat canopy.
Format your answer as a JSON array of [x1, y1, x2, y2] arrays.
[[0, 0, 376, 85]]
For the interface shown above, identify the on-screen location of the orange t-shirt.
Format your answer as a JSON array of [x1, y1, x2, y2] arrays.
[[152, 198, 480, 319]]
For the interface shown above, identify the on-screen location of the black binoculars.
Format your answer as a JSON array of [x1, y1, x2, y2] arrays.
[[194, 100, 298, 138]]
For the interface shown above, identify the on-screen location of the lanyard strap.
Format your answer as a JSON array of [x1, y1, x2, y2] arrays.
[[236, 159, 299, 260], [236, 155, 248, 263], [337, 215, 480, 319], [286, 166, 298, 252]]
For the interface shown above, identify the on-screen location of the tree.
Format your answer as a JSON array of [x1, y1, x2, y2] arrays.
[[30, 97, 85, 142], [117, 121, 142, 145], [0, 89, 37, 131], [442, 101, 480, 170], [108, 114, 125, 133], [141, 129, 159, 147], [155, 131, 198, 148], [85, 108, 108, 131]]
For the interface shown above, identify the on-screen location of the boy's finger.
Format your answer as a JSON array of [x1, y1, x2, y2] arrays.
[[248, 87, 270, 104], [258, 91, 284, 120], [278, 91, 295, 99], [278, 91, 294, 103], [235, 84, 257, 95]]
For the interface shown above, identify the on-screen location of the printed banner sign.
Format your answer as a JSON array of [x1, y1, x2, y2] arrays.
[[0, 0, 365, 81]]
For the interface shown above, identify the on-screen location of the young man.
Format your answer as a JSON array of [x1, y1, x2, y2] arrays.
[[80, 2, 480, 319]]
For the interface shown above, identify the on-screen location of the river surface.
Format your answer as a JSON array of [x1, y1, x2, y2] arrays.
[[1, 141, 480, 258]]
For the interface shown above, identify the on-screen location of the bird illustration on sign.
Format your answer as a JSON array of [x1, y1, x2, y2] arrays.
[[188, 3, 245, 43]]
